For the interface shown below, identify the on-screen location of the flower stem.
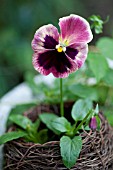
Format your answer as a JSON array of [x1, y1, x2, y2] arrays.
[[60, 78, 64, 117], [73, 110, 92, 135]]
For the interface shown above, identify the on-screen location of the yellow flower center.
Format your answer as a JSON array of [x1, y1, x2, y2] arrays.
[[56, 44, 66, 53], [57, 46, 63, 52]]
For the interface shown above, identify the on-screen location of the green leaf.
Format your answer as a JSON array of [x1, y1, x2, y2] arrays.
[[69, 84, 98, 101], [32, 119, 41, 131], [96, 115, 101, 130], [9, 114, 33, 130], [89, 15, 103, 34], [96, 37, 113, 59], [84, 125, 90, 131], [73, 110, 93, 134], [60, 136, 82, 169], [95, 85, 109, 104], [88, 15, 109, 34], [0, 131, 27, 145], [9, 103, 37, 115], [71, 99, 93, 121], [51, 117, 71, 133], [101, 106, 113, 126], [103, 69, 113, 87], [88, 52, 109, 82], [39, 113, 60, 134], [94, 25, 103, 34], [94, 104, 99, 115], [38, 129, 48, 144]]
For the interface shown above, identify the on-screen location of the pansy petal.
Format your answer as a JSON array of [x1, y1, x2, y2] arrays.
[[31, 24, 59, 52], [52, 52, 78, 78], [33, 49, 78, 78], [66, 47, 79, 60], [52, 58, 78, 78], [32, 50, 51, 75], [66, 43, 88, 69], [59, 14, 93, 45]]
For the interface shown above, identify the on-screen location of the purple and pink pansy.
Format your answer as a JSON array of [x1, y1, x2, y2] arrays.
[[32, 14, 93, 78]]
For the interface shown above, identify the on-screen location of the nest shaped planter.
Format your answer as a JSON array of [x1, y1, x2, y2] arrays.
[[4, 103, 113, 170]]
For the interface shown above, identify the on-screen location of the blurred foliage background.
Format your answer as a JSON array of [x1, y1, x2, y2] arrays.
[[0, 0, 113, 97]]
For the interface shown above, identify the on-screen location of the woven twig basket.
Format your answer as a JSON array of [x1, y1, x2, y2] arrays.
[[4, 104, 113, 170]]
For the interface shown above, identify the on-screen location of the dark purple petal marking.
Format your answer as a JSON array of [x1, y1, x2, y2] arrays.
[[37, 50, 72, 74], [37, 51, 53, 70], [54, 51, 72, 73], [31, 24, 59, 51], [66, 47, 78, 60], [44, 35, 58, 49], [66, 43, 88, 69]]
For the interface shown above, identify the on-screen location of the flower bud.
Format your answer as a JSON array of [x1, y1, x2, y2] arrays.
[[89, 117, 97, 130]]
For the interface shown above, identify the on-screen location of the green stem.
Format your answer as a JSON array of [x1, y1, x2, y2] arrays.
[[73, 110, 92, 135], [73, 121, 78, 129], [60, 78, 64, 117]]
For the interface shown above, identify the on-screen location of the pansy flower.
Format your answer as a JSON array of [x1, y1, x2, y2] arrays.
[[32, 14, 93, 78]]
